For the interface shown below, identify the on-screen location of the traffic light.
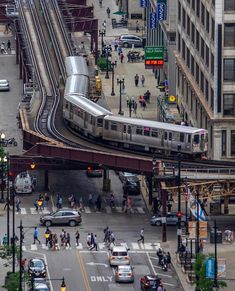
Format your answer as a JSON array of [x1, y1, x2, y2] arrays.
[[177, 211, 182, 218], [30, 161, 36, 170]]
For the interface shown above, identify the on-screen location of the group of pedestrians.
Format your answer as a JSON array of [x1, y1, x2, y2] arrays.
[[103, 226, 116, 249], [0, 40, 11, 54], [34, 193, 50, 211], [134, 74, 145, 87], [86, 233, 98, 251]]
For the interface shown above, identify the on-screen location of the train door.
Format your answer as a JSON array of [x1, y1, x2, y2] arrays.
[[122, 124, 132, 141]]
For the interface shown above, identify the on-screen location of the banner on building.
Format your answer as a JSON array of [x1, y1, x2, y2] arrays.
[[206, 257, 215, 279], [188, 221, 208, 239], [156, 2, 167, 20], [188, 188, 206, 221], [149, 12, 157, 29], [140, 0, 148, 8]]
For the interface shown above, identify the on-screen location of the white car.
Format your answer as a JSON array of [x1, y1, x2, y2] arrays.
[[0, 79, 9, 91], [109, 245, 130, 266]]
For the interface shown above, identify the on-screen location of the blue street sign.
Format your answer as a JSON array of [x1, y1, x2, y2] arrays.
[[149, 12, 157, 29], [156, 3, 167, 21], [140, 0, 148, 8], [206, 257, 215, 279]]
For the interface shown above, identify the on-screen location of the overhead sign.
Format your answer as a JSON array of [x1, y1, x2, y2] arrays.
[[145, 46, 164, 60], [140, 0, 148, 8], [206, 257, 215, 279], [149, 12, 157, 29], [156, 3, 167, 20]]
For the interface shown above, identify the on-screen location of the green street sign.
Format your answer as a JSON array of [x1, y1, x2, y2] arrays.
[[145, 46, 164, 60]]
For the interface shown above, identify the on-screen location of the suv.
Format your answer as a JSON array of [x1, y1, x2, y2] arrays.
[[109, 245, 130, 266], [28, 258, 47, 278], [118, 35, 143, 48], [150, 213, 186, 226], [40, 209, 82, 227], [123, 177, 141, 195]]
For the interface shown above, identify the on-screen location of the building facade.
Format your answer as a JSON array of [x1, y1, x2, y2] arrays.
[[175, 0, 235, 160]]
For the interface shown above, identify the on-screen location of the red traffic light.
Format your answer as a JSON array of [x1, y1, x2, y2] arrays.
[[177, 211, 182, 218]]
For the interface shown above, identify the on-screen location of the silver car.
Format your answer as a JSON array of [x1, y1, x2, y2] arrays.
[[115, 265, 134, 283], [109, 246, 130, 266], [150, 213, 186, 226], [0, 79, 9, 91], [40, 209, 82, 227], [118, 35, 143, 48]]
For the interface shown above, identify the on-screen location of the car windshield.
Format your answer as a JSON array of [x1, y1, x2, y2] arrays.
[[119, 266, 131, 272], [0, 80, 7, 85], [112, 251, 127, 256], [149, 280, 157, 287], [31, 260, 44, 268]]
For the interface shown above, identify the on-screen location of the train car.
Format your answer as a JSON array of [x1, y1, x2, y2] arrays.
[[102, 115, 208, 156], [64, 75, 88, 97], [63, 95, 112, 138], [65, 56, 88, 77]]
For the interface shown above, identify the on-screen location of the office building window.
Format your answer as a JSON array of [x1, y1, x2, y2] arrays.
[[211, 88, 214, 110], [224, 23, 235, 46], [205, 45, 209, 67], [200, 71, 204, 93], [192, 0, 195, 11], [201, 38, 205, 60], [191, 22, 195, 43], [177, 32, 181, 52], [225, 0, 235, 11], [231, 130, 235, 155], [187, 48, 190, 68], [224, 59, 235, 81], [201, 3, 205, 26], [187, 15, 190, 35], [196, 63, 199, 83], [206, 10, 210, 33], [223, 94, 235, 116], [178, 2, 181, 22], [191, 55, 195, 76], [221, 130, 227, 156], [182, 40, 186, 60], [205, 80, 209, 101], [196, 0, 200, 18], [196, 30, 200, 51], [211, 53, 214, 76], [182, 8, 186, 29], [211, 18, 215, 40]]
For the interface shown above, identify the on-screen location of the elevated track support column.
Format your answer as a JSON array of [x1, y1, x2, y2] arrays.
[[103, 169, 110, 192], [146, 174, 153, 206]]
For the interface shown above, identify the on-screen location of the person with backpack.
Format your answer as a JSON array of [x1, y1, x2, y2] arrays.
[[33, 227, 41, 245], [106, 7, 110, 18]]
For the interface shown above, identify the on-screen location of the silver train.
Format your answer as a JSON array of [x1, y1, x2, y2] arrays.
[[63, 56, 208, 156]]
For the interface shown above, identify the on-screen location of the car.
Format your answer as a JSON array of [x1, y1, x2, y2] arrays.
[[115, 265, 134, 283], [0, 79, 9, 91], [118, 35, 143, 48], [109, 245, 130, 266], [123, 178, 141, 195], [31, 278, 50, 291], [28, 258, 47, 278], [140, 275, 162, 290], [150, 213, 186, 226], [40, 209, 82, 227], [86, 167, 103, 177], [119, 172, 137, 183]]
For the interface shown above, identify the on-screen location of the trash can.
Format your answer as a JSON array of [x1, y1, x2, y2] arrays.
[[210, 230, 223, 244], [210, 201, 221, 215]]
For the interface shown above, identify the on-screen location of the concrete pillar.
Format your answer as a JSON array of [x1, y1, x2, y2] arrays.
[[146, 174, 153, 206], [224, 181, 230, 214], [102, 169, 110, 192], [44, 170, 49, 191]]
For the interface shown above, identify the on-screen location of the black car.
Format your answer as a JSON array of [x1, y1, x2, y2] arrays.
[[28, 258, 47, 278], [140, 275, 161, 290], [123, 177, 140, 195]]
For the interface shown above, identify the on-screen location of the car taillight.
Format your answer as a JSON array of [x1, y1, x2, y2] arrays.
[[124, 256, 129, 259], [111, 256, 115, 260], [130, 272, 134, 277], [118, 273, 122, 276]]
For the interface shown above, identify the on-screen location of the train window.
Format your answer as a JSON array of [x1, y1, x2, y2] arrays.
[[136, 127, 143, 135], [152, 130, 158, 138], [169, 132, 172, 141], [164, 132, 167, 140], [97, 118, 103, 127], [188, 135, 191, 143], [123, 125, 126, 133], [90, 116, 93, 124], [105, 121, 109, 130], [111, 122, 117, 131], [65, 102, 69, 109], [128, 126, 131, 134], [180, 133, 184, 142], [194, 134, 199, 144], [144, 128, 150, 136]]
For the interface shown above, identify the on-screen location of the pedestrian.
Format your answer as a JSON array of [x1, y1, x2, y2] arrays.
[[79, 197, 84, 211], [60, 229, 66, 247], [57, 195, 62, 209], [75, 229, 80, 246], [43, 193, 49, 207], [33, 227, 41, 245], [142, 99, 146, 110], [136, 20, 140, 33], [106, 7, 110, 18], [68, 194, 75, 208], [141, 75, 145, 86], [157, 283, 164, 291], [86, 233, 91, 248], [96, 194, 102, 212], [1, 42, 6, 54], [90, 235, 98, 251], [137, 228, 144, 244], [65, 232, 71, 248], [120, 52, 124, 63], [90, 233, 94, 249], [167, 202, 172, 213], [122, 197, 127, 212], [4, 197, 10, 210], [16, 197, 21, 212], [6, 40, 11, 51], [34, 199, 39, 211], [38, 197, 44, 211], [134, 74, 139, 86], [103, 226, 109, 243], [145, 90, 151, 103], [110, 193, 115, 208], [133, 101, 137, 115], [44, 228, 51, 246], [2, 234, 8, 246], [88, 193, 93, 207], [166, 251, 171, 268], [199, 239, 204, 252], [127, 196, 132, 212]]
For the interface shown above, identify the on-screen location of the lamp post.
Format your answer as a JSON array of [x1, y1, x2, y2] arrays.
[[110, 61, 115, 96], [184, 178, 189, 235], [61, 277, 67, 291], [117, 75, 125, 115], [105, 47, 110, 79], [177, 144, 182, 252], [0, 155, 7, 203], [99, 29, 105, 50]]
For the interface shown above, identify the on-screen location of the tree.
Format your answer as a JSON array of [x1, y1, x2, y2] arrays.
[[193, 253, 227, 291]]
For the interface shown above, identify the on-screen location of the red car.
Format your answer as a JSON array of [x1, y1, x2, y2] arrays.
[[140, 275, 162, 290]]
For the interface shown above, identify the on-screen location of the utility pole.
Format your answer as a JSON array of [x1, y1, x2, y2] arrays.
[[161, 188, 167, 242], [18, 220, 23, 291], [177, 145, 182, 252], [214, 220, 218, 290], [12, 189, 16, 273], [195, 189, 200, 255]]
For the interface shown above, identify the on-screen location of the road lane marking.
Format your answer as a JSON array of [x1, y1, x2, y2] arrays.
[[144, 243, 153, 250], [20, 208, 27, 214], [154, 271, 173, 278], [115, 207, 123, 213], [76, 243, 83, 250], [105, 206, 112, 213], [136, 207, 145, 214], [132, 242, 140, 250], [84, 207, 91, 213], [147, 252, 157, 275], [76, 251, 92, 291], [30, 244, 37, 251], [98, 242, 105, 250]]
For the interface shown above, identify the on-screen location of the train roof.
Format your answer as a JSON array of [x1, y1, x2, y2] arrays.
[[104, 115, 207, 134], [64, 94, 113, 117], [64, 75, 88, 96], [65, 56, 88, 77]]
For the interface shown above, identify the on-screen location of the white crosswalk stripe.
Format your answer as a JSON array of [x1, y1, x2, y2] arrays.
[[30, 244, 38, 251], [76, 243, 83, 250], [115, 206, 123, 213], [105, 206, 112, 214], [98, 242, 105, 250], [136, 207, 145, 214], [84, 207, 91, 213], [132, 243, 140, 250]]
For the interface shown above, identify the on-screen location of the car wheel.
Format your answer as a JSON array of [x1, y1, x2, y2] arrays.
[[156, 221, 162, 226], [69, 220, 76, 227], [123, 42, 129, 48], [45, 220, 52, 227]]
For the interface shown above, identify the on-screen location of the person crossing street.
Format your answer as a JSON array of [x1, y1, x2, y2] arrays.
[[33, 227, 41, 245], [137, 228, 144, 244]]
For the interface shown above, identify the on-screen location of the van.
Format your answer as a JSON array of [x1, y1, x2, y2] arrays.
[[14, 171, 34, 194]]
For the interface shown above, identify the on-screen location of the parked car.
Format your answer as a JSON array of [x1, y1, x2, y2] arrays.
[[28, 258, 47, 278], [118, 35, 143, 48], [109, 245, 130, 266], [0, 79, 9, 91], [150, 213, 186, 226], [115, 265, 134, 283], [86, 167, 103, 177], [40, 209, 82, 227], [123, 178, 141, 195], [140, 275, 162, 290], [31, 278, 50, 291], [119, 172, 137, 183]]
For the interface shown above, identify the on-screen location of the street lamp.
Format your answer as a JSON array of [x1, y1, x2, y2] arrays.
[[99, 29, 105, 50], [177, 144, 182, 252], [105, 47, 110, 79], [117, 75, 125, 115], [110, 61, 115, 96], [0, 154, 7, 203], [61, 277, 67, 291]]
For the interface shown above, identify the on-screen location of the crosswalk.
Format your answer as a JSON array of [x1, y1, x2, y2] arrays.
[[22, 241, 161, 252], [15, 206, 146, 215]]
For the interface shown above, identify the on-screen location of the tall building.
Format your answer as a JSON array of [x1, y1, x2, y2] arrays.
[[175, 0, 235, 160]]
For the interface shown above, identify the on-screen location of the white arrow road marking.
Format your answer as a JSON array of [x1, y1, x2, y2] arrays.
[[86, 262, 108, 268]]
